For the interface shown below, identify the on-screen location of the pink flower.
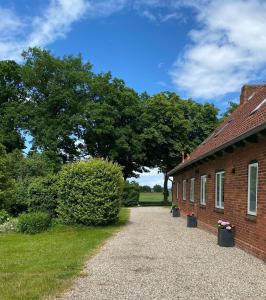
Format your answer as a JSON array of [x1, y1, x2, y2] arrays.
[[226, 226, 232, 230], [221, 221, 228, 226], [218, 220, 223, 224]]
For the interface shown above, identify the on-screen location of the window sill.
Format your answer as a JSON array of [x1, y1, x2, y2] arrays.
[[213, 207, 224, 214], [189, 201, 195, 206], [199, 204, 206, 209], [245, 214, 257, 222]]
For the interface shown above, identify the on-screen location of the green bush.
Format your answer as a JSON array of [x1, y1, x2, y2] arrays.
[[122, 181, 140, 207], [28, 174, 59, 217], [0, 209, 10, 224], [3, 180, 30, 216], [18, 212, 51, 234], [57, 159, 123, 225]]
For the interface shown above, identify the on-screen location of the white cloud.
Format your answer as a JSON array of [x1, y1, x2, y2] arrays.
[[0, 0, 127, 61], [129, 168, 165, 187], [1, 0, 266, 101], [171, 0, 266, 98]]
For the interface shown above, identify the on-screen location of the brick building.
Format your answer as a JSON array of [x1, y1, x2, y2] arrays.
[[168, 84, 266, 260]]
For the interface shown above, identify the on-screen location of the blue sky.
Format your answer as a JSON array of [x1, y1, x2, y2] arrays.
[[1, 0, 266, 186]]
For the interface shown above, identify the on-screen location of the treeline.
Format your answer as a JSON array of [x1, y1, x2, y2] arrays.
[[0, 47, 220, 210], [140, 185, 164, 193]]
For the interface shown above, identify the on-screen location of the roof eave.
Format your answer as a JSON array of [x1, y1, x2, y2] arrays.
[[168, 122, 266, 176]]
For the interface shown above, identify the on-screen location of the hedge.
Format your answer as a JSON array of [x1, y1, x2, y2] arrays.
[[27, 174, 59, 217], [57, 159, 123, 225]]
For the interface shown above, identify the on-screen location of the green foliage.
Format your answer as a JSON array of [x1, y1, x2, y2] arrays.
[[82, 74, 145, 178], [122, 181, 140, 207], [0, 209, 10, 224], [140, 92, 219, 201], [153, 184, 163, 192], [4, 179, 30, 216], [18, 212, 51, 234], [221, 101, 239, 121], [140, 185, 152, 192], [0, 144, 16, 210], [21, 47, 92, 162], [57, 159, 123, 225], [0, 60, 25, 152], [28, 175, 59, 217]]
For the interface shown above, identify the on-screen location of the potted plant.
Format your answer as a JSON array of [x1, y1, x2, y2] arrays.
[[187, 212, 197, 227], [172, 205, 180, 217], [217, 220, 235, 247]]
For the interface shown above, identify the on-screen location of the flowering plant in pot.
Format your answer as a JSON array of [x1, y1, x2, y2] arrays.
[[171, 205, 180, 217], [187, 212, 197, 227], [217, 220, 235, 247]]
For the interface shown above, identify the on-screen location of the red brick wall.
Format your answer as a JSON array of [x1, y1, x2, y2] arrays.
[[172, 137, 266, 260]]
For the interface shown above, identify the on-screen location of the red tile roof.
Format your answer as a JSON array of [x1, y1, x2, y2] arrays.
[[169, 84, 266, 175]]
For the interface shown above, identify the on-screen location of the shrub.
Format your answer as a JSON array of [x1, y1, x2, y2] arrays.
[[28, 174, 59, 217], [3, 180, 29, 216], [57, 159, 123, 225], [0, 209, 10, 224], [17, 212, 51, 234], [122, 181, 140, 207]]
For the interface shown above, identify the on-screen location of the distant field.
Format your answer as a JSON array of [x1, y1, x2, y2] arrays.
[[139, 192, 172, 203]]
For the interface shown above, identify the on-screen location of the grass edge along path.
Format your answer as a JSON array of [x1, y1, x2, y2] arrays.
[[0, 208, 130, 300]]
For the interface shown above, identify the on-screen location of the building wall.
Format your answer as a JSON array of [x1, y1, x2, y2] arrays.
[[172, 137, 266, 260]]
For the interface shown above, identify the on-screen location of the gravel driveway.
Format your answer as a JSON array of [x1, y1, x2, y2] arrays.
[[58, 207, 266, 300]]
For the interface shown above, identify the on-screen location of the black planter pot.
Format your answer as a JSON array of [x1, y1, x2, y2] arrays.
[[172, 207, 180, 217], [218, 228, 235, 247], [187, 216, 197, 227]]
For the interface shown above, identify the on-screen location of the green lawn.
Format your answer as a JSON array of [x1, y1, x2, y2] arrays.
[[0, 208, 129, 300], [139, 192, 172, 203]]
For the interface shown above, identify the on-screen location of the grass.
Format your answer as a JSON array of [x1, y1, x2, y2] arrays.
[[139, 192, 172, 203], [0, 208, 129, 300]]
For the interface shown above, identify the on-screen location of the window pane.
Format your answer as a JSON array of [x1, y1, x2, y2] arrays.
[[183, 180, 186, 200], [190, 179, 194, 202], [249, 165, 257, 213], [201, 176, 206, 204], [221, 172, 224, 208], [216, 173, 220, 207]]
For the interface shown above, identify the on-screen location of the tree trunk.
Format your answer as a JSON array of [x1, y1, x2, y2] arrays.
[[163, 172, 169, 204]]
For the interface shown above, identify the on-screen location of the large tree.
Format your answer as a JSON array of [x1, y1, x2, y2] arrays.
[[21, 48, 93, 163], [140, 92, 219, 203], [81, 73, 145, 178], [0, 61, 25, 152]]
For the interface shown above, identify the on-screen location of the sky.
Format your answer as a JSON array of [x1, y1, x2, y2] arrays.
[[1, 0, 266, 186]]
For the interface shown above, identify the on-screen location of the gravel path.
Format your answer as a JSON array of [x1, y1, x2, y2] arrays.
[[58, 207, 266, 300]]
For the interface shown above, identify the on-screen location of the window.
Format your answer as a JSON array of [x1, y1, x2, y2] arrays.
[[248, 162, 258, 215], [182, 179, 186, 200], [215, 171, 225, 209], [176, 181, 178, 199], [200, 175, 207, 205], [190, 178, 195, 202]]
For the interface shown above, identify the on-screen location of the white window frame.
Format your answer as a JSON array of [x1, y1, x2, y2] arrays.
[[215, 171, 225, 209], [182, 179, 186, 201], [190, 178, 195, 202], [248, 162, 258, 216], [200, 175, 207, 205]]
